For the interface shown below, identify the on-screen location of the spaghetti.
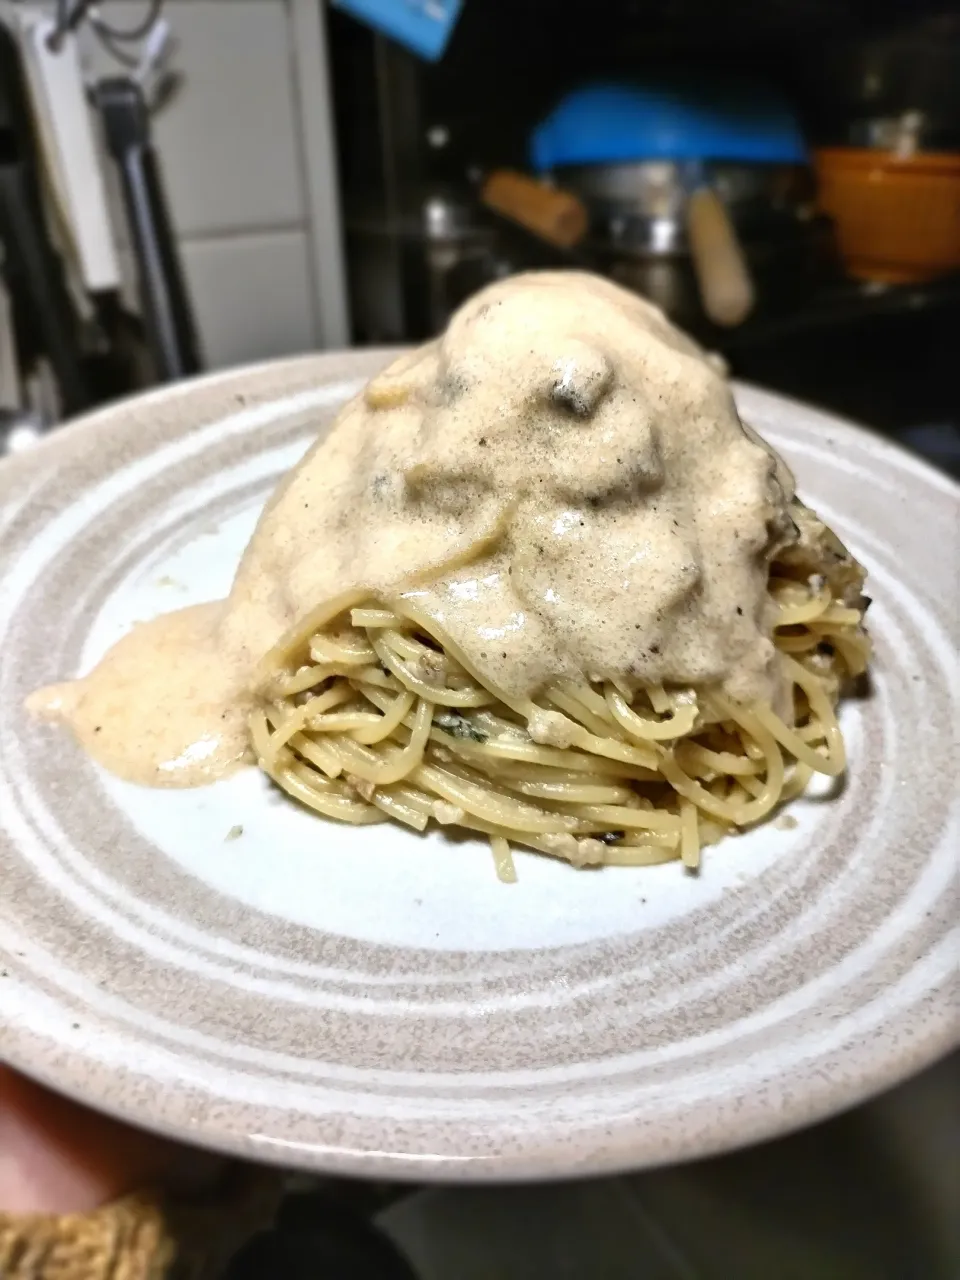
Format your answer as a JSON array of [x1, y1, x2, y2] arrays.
[[250, 548, 870, 877]]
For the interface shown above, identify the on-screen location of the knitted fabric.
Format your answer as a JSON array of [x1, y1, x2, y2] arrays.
[[0, 1167, 281, 1280]]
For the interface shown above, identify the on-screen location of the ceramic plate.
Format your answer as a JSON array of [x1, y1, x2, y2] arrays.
[[1, 353, 957, 1180]]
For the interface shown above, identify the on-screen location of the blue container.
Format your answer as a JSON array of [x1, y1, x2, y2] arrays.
[[531, 79, 807, 172]]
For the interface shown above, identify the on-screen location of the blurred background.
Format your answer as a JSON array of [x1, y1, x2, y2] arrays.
[[0, 0, 959, 474], [0, 1, 957, 1274]]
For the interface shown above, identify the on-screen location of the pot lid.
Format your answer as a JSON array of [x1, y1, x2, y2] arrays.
[[531, 79, 807, 170]]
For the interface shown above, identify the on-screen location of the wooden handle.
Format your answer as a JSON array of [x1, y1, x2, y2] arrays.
[[685, 187, 755, 327], [481, 170, 588, 250]]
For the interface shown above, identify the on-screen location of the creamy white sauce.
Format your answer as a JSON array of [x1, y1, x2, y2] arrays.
[[28, 271, 797, 786]]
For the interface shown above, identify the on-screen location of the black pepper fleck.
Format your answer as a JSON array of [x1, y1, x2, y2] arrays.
[[736, 606, 743, 616]]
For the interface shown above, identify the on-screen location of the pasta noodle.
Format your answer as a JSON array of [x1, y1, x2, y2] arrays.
[[251, 555, 870, 880]]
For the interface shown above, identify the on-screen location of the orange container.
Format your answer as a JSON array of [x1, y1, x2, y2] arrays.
[[814, 147, 960, 283]]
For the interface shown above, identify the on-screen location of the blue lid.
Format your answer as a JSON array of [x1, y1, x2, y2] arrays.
[[531, 79, 807, 170]]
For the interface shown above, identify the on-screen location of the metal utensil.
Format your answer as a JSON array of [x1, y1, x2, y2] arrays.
[[91, 76, 201, 382]]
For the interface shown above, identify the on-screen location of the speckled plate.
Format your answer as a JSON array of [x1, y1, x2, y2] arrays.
[[0, 353, 957, 1180]]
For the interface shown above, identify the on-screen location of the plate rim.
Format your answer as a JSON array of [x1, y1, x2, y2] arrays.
[[1, 1021, 955, 1183], [1, 353, 957, 1180]]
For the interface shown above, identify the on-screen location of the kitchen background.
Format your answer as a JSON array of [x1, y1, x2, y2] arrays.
[[0, 1, 957, 1275], [1, 0, 959, 470]]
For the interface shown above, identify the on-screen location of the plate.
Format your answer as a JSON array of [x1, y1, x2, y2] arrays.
[[0, 353, 957, 1180]]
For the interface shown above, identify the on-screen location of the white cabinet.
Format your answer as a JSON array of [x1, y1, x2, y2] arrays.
[[81, 0, 347, 369], [181, 230, 316, 367]]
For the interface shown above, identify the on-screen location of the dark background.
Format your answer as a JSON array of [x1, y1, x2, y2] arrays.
[[325, 0, 959, 473]]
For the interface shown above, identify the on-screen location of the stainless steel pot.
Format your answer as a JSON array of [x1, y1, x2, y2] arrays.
[[549, 159, 823, 327], [556, 160, 813, 255]]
